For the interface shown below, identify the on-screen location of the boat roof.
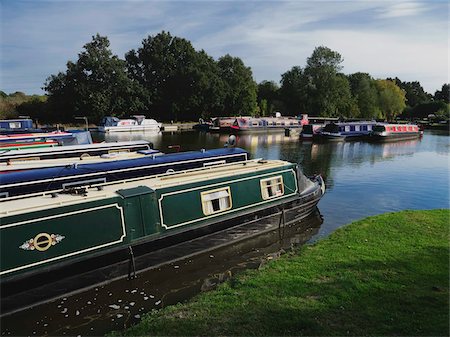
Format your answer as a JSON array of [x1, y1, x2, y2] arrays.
[[0, 147, 248, 185], [0, 141, 151, 158], [0, 159, 292, 217]]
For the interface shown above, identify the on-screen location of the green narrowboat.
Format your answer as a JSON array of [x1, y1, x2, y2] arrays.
[[0, 159, 325, 314]]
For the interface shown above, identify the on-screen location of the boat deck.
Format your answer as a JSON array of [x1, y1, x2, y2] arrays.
[[0, 160, 292, 216]]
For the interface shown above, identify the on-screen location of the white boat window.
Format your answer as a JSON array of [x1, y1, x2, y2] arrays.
[[260, 176, 284, 200], [201, 187, 232, 215]]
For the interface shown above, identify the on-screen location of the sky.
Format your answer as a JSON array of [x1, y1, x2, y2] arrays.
[[1, 0, 448, 95]]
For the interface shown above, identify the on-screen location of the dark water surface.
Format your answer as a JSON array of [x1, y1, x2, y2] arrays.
[[1, 130, 448, 336]]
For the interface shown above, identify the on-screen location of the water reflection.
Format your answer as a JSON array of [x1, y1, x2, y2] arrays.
[[1, 211, 323, 336]]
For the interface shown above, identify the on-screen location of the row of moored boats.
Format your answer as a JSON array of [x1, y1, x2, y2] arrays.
[[0, 119, 325, 314], [194, 115, 423, 142]]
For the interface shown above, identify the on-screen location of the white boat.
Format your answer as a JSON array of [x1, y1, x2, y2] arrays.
[[98, 115, 162, 133]]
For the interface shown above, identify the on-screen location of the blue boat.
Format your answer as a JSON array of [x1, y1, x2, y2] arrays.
[[318, 121, 377, 141], [0, 148, 249, 198]]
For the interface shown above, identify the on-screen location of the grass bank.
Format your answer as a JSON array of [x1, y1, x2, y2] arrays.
[[116, 210, 449, 336]]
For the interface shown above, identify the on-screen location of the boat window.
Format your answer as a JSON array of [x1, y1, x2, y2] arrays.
[[345, 126, 350, 132], [9, 122, 21, 129], [355, 125, 360, 131], [201, 187, 232, 215], [373, 125, 386, 132], [260, 176, 284, 200], [252, 122, 258, 126]]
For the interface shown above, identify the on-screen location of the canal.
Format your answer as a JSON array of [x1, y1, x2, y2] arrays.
[[1, 130, 448, 336]]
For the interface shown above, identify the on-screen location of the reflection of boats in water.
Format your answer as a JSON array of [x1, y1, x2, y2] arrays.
[[1, 209, 323, 335], [1, 159, 325, 315]]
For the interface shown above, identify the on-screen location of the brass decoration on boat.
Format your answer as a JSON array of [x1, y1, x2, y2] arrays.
[[19, 233, 65, 251]]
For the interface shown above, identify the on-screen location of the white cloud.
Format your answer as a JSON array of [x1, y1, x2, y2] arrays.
[[1, 0, 448, 94]]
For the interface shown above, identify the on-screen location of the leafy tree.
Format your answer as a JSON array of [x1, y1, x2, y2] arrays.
[[257, 81, 279, 116], [348, 73, 381, 119], [388, 77, 431, 107], [303, 46, 352, 116], [279, 67, 306, 115], [405, 101, 449, 119], [434, 84, 449, 103], [217, 54, 257, 116], [375, 79, 406, 120], [44, 34, 139, 122], [126, 32, 225, 121]]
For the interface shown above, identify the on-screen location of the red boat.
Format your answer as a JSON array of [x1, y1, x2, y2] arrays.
[[370, 123, 421, 141]]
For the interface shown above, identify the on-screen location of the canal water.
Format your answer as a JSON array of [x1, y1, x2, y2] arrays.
[[1, 130, 448, 336]]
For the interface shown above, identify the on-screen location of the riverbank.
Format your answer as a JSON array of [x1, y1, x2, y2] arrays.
[[114, 209, 449, 336]]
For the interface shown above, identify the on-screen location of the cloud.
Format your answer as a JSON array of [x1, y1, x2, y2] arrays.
[[1, 0, 447, 95], [377, 1, 428, 18]]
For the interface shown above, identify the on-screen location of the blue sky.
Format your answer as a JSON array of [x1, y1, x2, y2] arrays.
[[1, 0, 448, 95]]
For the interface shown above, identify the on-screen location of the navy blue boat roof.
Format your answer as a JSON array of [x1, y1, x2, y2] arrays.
[[0, 148, 248, 186]]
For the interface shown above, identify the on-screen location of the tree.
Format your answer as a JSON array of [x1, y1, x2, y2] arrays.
[[348, 73, 381, 119], [388, 77, 431, 107], [375, 79, 406, 120], [303, 46, 352, 116], [217, 54, 257, 116], [279, 67, 306, 115], [126, 31, 225, 121], [44, 34, 139, 122], [434, 84, 449, 103], [257, 81, 279, 116]]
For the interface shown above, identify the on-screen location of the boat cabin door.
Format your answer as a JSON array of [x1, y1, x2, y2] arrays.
[[117, 186, 158, 241]]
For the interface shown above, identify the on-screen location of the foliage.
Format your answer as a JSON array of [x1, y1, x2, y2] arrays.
[[348, 72, 381, 119], [0, 92, 46, 119], [113, 210, 449, 336], [279, 67, 306, 115], [389, 77, 432, 107], [403, 101, 450, 120], [302, 46, 355, 117], [434, 83, 449, 103], [44, 34, 141, 122], [375, 79, 406, 120], [126, 32, 225, 121], [257, 81, 280, 116], [217, 54, 257, 116]]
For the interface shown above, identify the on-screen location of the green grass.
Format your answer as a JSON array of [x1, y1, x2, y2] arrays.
[[115, 210, 449, 336]]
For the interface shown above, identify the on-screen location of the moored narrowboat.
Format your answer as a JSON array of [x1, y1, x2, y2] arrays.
[[369, 123, 421, 141], [0, 140, 153, 165], [0, 148, 249, 197], [318, 121, 377, 141], [230, 114, 309, 133], [300, 124, 325, 140], [98, 115, 161, 133], [1, 159, 325, 314]]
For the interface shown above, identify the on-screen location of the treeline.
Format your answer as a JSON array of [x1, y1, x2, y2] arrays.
[[1, 31, 449, 123]]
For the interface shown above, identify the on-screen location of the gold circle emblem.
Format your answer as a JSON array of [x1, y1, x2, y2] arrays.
[[33, 233, 53, 251]]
